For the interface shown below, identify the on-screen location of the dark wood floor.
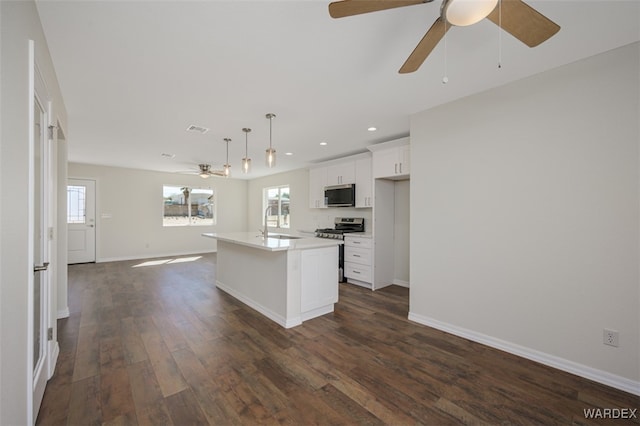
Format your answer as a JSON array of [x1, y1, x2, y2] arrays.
[[37, 253, 638, 425]]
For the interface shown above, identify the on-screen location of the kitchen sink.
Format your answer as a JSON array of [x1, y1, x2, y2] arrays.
[[268, 234, 303, 240]]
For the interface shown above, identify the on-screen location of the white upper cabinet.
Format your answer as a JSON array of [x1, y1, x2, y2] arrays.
[[308, 154, 372, 209], [326, 161, 355, 185], [308, 167, 327, 209], [355, 157, 372, 208], [371, 139, 410, 179]]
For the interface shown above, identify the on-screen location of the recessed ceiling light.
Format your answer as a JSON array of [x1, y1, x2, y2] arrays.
[[367, 127, 377, 132], [319, 141, 328, 146], [285, 152, 293, 156]]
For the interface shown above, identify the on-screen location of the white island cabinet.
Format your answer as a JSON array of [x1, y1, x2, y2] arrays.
[[202, 232, 341, 328]]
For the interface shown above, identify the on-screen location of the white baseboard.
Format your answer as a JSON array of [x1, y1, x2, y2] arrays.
[[216, 280, 301, 329], [408, 312, 640, 396], [97, 249, 215, 263], [301, 304, 334, 322], [48, 341, 60, 380], [57, 307, 70, 319], [393, 279, 410, 288]]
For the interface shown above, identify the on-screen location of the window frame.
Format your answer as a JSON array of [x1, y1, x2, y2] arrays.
[[162, 184, 216, 227], [263, 185, 290, 230]]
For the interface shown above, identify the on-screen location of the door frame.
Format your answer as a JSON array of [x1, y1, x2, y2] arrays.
[[67, 178, 97, 264], [28, 40, 58, 425]]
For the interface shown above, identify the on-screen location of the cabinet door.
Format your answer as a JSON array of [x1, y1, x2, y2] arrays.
[[301, 247, 339, 312], [398, 144, 410, 176], [372, 148, 399, 178], [372, 146, 410, 178], [355, 157, 372, 207], [308, 167, 327, 208], [326, 161, 355, 185]]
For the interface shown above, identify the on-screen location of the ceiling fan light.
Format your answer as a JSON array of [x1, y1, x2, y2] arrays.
[[199, 172, 210, 179], [442, 0, 499, 27]]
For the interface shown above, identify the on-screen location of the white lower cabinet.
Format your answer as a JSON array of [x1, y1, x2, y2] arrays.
[[301, 246, 339, 317], [344, 235, 372, 287]]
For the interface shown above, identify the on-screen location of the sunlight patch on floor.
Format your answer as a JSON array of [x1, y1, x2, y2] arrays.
[[132, 256, 202, 268]]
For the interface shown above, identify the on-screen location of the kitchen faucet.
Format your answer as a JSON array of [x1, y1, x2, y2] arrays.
[[263, 205, 273, 239]]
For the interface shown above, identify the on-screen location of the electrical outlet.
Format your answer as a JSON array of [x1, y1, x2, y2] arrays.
[[603, 329, 619, 347]]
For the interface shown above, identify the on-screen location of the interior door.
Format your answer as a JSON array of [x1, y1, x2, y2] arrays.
[[32, 79, 49, 422], [67, 178, 96, 264]]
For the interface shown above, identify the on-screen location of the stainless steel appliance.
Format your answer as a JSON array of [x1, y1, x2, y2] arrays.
[[315, 217, 365, 281], [324, 184, 356, 207]]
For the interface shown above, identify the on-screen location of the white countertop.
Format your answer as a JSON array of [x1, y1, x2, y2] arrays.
[[202, 232, 342, 252]]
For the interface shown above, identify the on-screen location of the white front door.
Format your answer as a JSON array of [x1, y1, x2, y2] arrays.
[[67, 178, 96, 264], [31, 59, 50, 422]]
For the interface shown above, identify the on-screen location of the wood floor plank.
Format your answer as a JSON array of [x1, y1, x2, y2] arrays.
[[100, 366, 136, 423], [120, 317, 148, 365], [37, 253, 639, 426], [72, 323, 100, 382], [126, 360, 164, 411], [67, 375, 102, 426], [152, 313, 189, 353], [138, 328, 188, 397], [164, 388, 209, 426]]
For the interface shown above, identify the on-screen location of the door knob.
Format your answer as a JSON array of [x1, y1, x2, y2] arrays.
[[34, 262, 49, 273], [88, 224, 94, 227]]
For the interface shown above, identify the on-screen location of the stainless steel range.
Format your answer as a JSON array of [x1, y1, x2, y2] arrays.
[[315, 217, 365, 240], [315, 217, 365, 282]]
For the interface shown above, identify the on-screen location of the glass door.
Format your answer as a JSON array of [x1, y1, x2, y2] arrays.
[[31, 79, 49, 421]]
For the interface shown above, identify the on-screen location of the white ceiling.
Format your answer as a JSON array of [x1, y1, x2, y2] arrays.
[[36, 0, 640, 179]]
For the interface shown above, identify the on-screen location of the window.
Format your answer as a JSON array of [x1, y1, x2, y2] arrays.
[[163, 185, 215, 226], [67, 185, 86, 224], [263, 185, 290, 229]]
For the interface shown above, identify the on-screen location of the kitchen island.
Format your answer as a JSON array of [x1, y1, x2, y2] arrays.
[[202, 232, 341, 328]]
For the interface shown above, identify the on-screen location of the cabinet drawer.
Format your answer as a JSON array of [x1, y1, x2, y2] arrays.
[[344, 246, 371, 266], [344, 237, 372, 249], [344, 262, 372, 283]]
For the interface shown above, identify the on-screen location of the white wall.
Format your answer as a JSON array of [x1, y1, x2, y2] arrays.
[[247, 168, 372, 235], [409, 43, 639, 391], [0, 1, 68, 424], [68, 163, 248, 261], [394, 180, 410, 285], [56, 138, 69, 318]]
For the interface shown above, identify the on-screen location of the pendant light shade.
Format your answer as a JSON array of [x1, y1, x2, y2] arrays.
[[265, 113, 276, 168], [242, 128, 252, 174], [223, 138, 231, 178]]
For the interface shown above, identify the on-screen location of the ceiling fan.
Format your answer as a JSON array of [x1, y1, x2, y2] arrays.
[[328, 0, 560, 73], [178, 163, 226, 179]]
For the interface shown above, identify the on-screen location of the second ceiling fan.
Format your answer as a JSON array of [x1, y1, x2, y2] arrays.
[[328, 0, 560, 73]]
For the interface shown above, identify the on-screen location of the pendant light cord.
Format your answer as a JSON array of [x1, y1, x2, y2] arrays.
[[442, 20, 449, 84], [498, 0, 502, 69]]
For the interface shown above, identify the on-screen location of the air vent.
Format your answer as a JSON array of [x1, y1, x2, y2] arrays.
[[186, 124, 209, 134]]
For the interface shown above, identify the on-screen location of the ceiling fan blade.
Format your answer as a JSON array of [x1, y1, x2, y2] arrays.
[[329, 0, 429, 18], [486, 0, 560, 47], [399, 17, 449, 74]]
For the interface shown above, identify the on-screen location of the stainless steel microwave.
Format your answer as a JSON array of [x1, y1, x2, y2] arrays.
[[324, 184, 355, 207]]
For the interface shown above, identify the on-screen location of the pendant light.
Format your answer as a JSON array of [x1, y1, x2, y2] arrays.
[[242, 128, 252, 174], [223, 138, 231, 177], [265, 113, 276, 168]]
